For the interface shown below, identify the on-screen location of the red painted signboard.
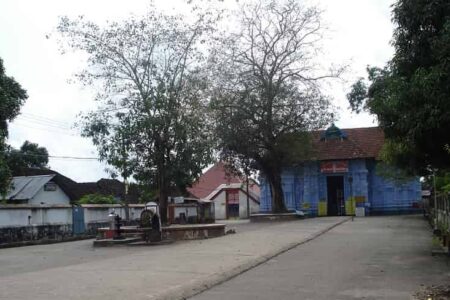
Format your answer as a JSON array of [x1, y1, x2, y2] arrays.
[[320, 161, 349, 173]]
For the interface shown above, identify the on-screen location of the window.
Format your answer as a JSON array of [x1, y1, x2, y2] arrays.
[[227, 190, 239, 204], [44, 182, 57, 191]]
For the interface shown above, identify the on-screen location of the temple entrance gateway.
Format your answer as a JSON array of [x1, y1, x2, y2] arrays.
[[327, 176, 345, 216]]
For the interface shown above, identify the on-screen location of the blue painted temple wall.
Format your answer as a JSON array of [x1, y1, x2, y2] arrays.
[[259, 159, 421, 216]]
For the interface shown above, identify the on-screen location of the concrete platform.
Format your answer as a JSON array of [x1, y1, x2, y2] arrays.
[[96, 223, 226, 241], [93, 237, 142, 247], [250, 212, 300, 222]]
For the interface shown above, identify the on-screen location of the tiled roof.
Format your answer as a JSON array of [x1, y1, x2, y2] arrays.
[[311, 127, 384, 161], [187, 162, 243, 199]]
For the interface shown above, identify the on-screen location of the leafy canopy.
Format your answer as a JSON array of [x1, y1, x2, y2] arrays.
[[0, 58, 28, 137], [6, 141, 49, 174], [0, 58, 28, 196], [57, 5, 219, 222], [77, 194, 117, 205], [348, 0, 450, 175]]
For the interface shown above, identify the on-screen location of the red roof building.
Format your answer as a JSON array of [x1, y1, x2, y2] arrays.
[[188, 162, 260, 219]]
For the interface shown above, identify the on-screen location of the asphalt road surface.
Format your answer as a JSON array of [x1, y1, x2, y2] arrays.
[[191, 215, 450, 300]]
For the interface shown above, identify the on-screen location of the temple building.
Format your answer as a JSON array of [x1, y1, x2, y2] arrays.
[[259, 125, 422, 216]]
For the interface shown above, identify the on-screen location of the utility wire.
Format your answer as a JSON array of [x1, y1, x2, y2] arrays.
[[20, 113, 72, 127], [48, 156, 98, 160], [15, 117, 73, 131], [12, 121, 80, 137], [7, 152, 98, 160]]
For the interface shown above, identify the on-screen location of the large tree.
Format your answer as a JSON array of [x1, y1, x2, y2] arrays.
[[348, 0, 450, 174], [6, 141, 49, 174], [57, 7, 217, 222], [0, 58, 28, 196], [210, 0, 340, 212]]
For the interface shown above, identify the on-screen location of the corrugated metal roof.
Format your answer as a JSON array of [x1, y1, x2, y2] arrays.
[[6, 175, 55, 200]]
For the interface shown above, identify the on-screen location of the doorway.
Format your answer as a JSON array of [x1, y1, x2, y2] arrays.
[[327, 176, 344, 216], [226, 190, 240, 219]]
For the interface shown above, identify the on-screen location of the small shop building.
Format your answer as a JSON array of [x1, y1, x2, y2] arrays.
[[259, 126, 422, 216]]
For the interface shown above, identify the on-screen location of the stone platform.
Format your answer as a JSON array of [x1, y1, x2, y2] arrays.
[[93, 237, 142, 247], [250, 212, 301, 222], [96, 223, 226, 241]]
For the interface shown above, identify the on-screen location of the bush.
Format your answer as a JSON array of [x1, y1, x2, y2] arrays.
[[77, 194, 117, 205]]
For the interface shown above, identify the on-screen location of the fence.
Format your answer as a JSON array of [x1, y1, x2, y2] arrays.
[[431, 194, 450, 249], [0, 204, 145, 226], [0, 204, 145, 245]]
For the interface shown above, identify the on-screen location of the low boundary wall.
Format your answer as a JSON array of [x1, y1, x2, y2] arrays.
[[0, 204, 145, 247]]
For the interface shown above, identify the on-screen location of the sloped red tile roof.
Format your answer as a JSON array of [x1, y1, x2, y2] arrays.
[[311, 127, 384, 161], [189, 128, 382, 198], [187, 162, 243, 199]]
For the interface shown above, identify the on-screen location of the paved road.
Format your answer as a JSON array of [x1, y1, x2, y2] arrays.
[[0, 220, 264, 278], [0, 217, 347, 300], [191, 215, 450, 300]]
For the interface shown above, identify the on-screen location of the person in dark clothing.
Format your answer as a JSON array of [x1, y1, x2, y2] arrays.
[[149, 209, 162, 242], [151, 212, 160, 231]]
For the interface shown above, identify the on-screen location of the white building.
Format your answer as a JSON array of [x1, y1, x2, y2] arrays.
[[188, 162, 260, 219], [6, 175, 71, 205], [1, 175, 72, 226]]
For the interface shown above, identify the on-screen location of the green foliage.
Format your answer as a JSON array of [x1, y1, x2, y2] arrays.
[[6, 141, 49, 174], [77, 194, 117, 205], [423, 171, 450, 193], [0, 148, 11, 198], [138, 187, 157, 204], [57, 6, 218, 222], [375, 162, 415, 185], [347, 0, 450, 175], [436, 175, 450, 193], [0, 57, 28, 196], [347, 79, 368, 113], [0, 58, 28, 138]]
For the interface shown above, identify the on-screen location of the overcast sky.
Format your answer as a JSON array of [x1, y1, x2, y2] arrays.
[[0, 0, 394, 182]]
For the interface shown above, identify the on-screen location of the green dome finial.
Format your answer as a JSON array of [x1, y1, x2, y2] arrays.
[[322, 123, 346, 140]]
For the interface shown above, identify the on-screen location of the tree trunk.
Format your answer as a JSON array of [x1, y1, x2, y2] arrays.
[[123, 178, 130, 221], [159, 188, 168, 225], [265, 167, 287, 213], [246, 175, 250, 218], [158, 173, 168, 225]]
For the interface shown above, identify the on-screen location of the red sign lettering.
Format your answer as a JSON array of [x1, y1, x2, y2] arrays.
[[320, 161, 349, 173]]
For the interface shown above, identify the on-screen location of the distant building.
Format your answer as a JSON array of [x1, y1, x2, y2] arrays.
[[6, 174, 72, 205], [10, 168, 141, 203], [188, 162, 260, 219], [2, 169, 144, 228], [259, 125, 422, 216]]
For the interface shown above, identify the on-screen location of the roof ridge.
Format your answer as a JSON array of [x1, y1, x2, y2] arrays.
[[316, 126, 380, 132], [12, 174, 55, 178]]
